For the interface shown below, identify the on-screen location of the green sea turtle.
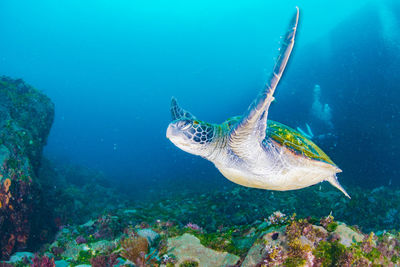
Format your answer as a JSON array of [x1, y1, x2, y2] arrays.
[[166, 8, 350, 198]]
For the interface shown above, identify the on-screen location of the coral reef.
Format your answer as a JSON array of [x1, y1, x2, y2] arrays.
[[120, 233, 149, 264], [130, 183, 400, 234], [90, 253, 119, 267], [2, 190, 400, 266], [31, 254, 55, 267]]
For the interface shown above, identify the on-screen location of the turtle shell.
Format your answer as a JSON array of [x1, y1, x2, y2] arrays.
[[223, 117, 335, 166], [265, 120, 336, 166]]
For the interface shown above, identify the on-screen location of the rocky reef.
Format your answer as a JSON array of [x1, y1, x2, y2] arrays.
[[37, 159, 127, 227], [2, 199, 400, 266], [0, 76, 54, 259], [1, 170, 400, 266]]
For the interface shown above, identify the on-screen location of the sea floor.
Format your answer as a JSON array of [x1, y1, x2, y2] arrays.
[[2, 165, 400, 266]]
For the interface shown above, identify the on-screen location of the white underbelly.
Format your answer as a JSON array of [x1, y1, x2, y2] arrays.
[[217, 165, 332, 191], [215, 152, 339, 191], [211, 137, 343, 191]]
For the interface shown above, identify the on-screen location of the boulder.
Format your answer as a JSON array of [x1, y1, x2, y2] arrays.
[[334, 223, 364, 247], [167, 233, 240, 266], [241, 243, 265, 267], [7, 251, 34, 263]]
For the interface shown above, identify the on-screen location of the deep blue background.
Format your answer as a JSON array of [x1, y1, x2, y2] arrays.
[[0, 0, 399, 193]]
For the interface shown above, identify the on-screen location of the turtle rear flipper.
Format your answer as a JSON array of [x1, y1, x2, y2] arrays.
[[170, 97, 197, 120], [327, 174, 351, 199]]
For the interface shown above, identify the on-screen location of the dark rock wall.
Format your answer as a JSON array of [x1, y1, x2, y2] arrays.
[[0, 76, 54, 259]]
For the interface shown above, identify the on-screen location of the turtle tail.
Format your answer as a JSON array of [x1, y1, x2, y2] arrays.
[[327, 175, 351, 199]]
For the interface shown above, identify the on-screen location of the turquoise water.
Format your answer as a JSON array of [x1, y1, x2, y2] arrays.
[[2, 0, 398, 193]]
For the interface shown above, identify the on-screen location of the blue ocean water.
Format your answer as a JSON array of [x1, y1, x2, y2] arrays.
[[0, 0, 399, 195]]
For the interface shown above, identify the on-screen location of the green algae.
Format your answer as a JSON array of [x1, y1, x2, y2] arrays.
[[284, 257, 306, 267], [392, 255, 399, 263], [326, 221, 339, 232], [188, 228, 249, 257], [365, 247, 381, 262], [314, 240, 347, 266], [179, 259, 199, 267], [73, 250, 93, 265]]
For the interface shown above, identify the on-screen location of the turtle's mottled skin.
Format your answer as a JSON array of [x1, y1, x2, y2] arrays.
[[166, 8, 350, 198]]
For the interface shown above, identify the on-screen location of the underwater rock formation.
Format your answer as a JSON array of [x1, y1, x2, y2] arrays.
[[167, 233, 240, 266], [37, 159, 125, 227], [4, 206, 400, 266], [0, 76, 54, 260]]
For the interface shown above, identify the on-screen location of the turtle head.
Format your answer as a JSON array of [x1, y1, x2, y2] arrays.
[[166, 119, 215, 157]]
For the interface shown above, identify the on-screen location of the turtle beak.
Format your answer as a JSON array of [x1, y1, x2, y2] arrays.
[[166, 123, 176, 140], [166, 123, 185, 144], [166, 123, 193, 152]]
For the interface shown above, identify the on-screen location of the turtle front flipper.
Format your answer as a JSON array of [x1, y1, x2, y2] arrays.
[[229, 8, 299, 158], [170, 97, 197, 120]]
